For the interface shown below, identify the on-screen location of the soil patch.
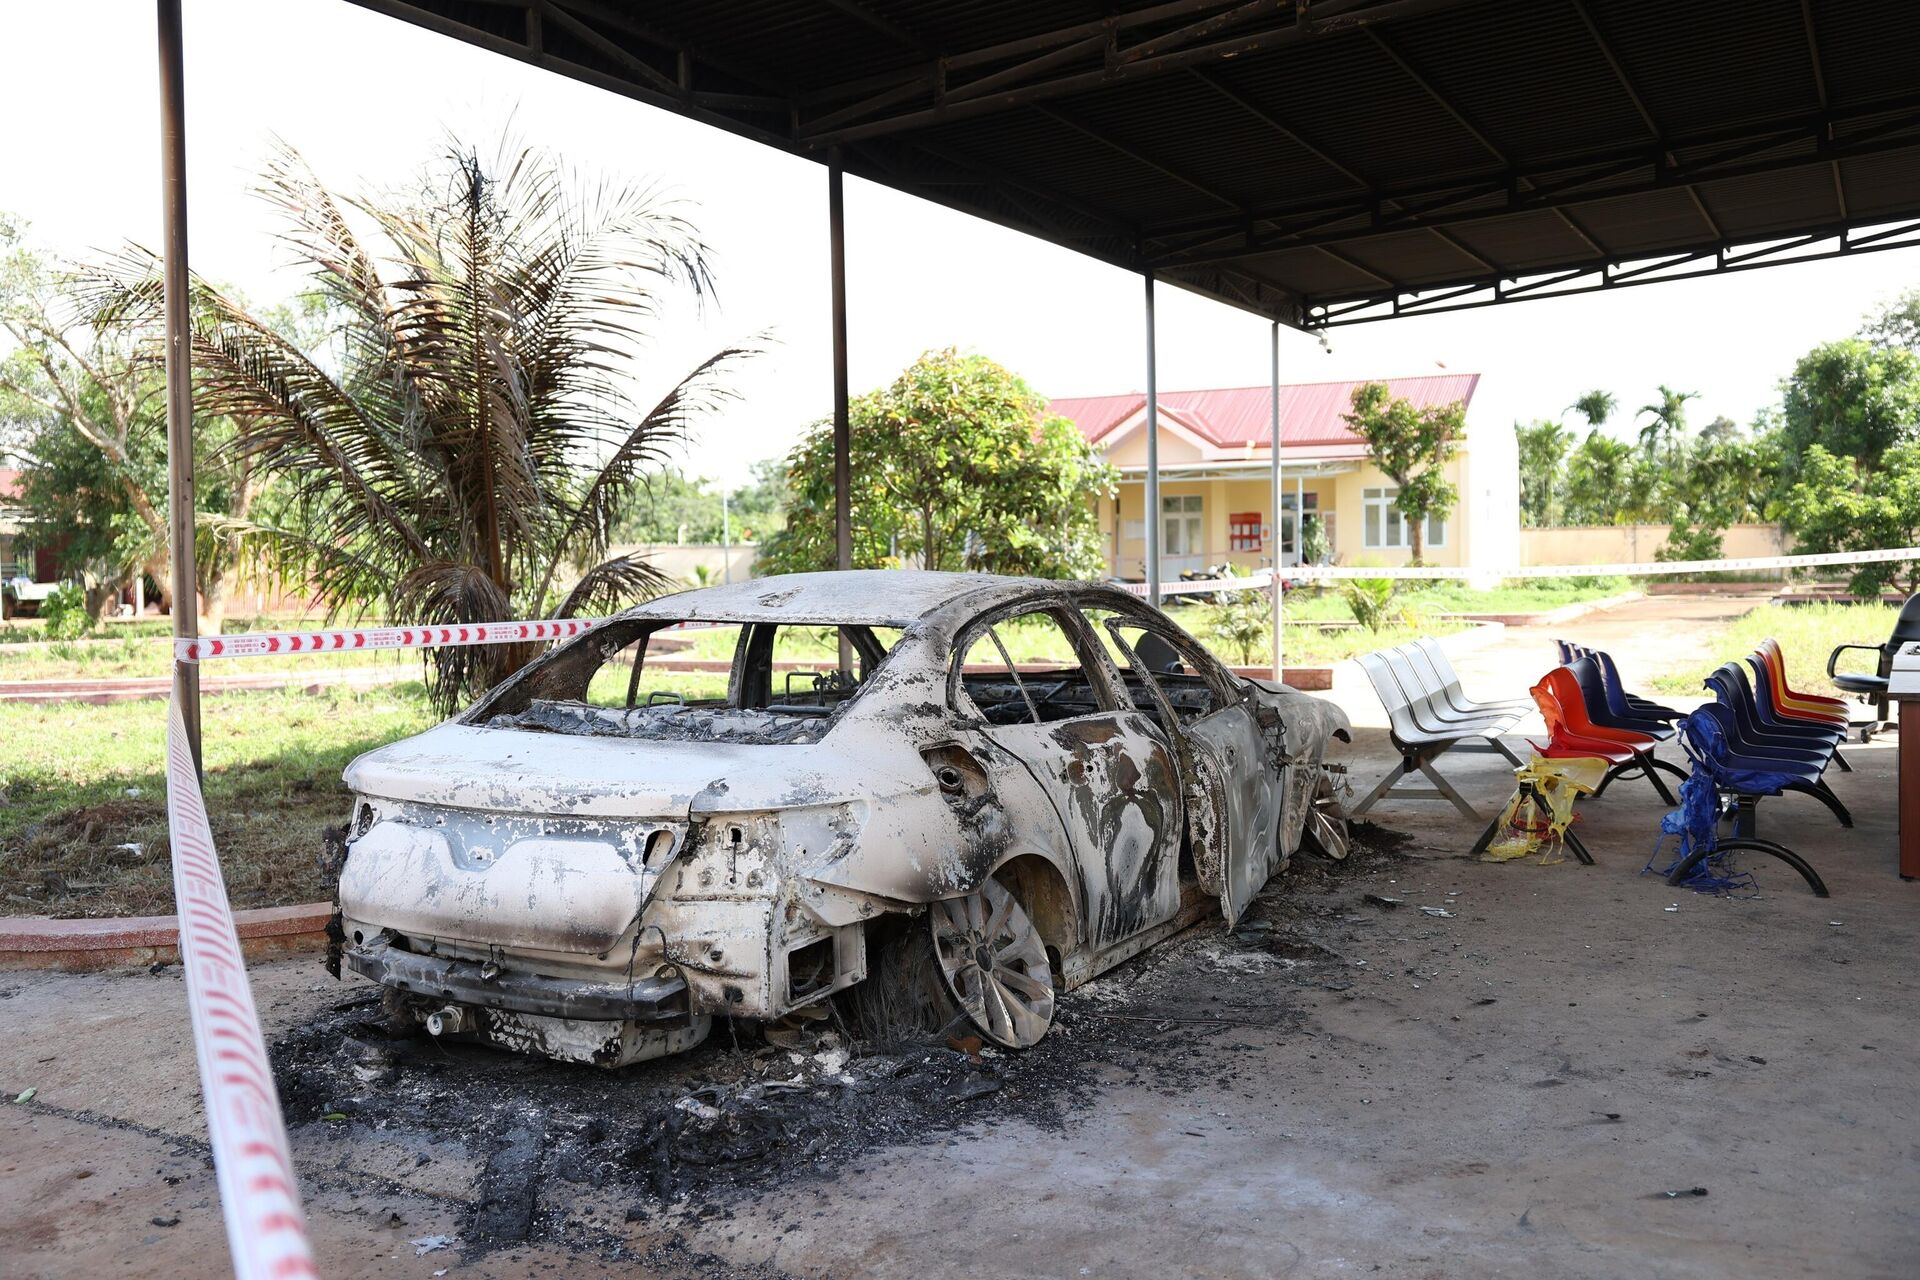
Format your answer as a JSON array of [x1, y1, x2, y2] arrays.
[[269, 831, 1411, 1262]]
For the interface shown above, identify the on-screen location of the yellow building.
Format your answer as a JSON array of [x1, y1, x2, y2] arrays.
[[1052, 374, 1519, 581]]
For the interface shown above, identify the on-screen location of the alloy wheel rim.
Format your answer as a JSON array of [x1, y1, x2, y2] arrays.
[[930, 878, 1055, 1048]]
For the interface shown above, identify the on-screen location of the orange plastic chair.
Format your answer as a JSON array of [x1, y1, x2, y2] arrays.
[[1753, 638, 1848, 724]]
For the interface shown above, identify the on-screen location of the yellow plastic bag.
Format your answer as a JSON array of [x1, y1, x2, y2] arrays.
[[1483, 755, 1609, 863]]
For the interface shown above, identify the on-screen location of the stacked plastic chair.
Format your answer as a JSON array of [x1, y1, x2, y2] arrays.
[[1648, 639, 1849, 897], [1528, 658, 1687, 805]]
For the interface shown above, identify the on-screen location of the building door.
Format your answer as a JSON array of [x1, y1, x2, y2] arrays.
[[1160, 494, 1205, 576]]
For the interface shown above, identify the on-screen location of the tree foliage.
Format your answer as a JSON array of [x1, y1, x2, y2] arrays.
[[83, 140, 756, 710], [1779, 442, 1920, 596], [1776, 338, 1920, 476], [1514, 418, 1571, 526], [1342, 382, 1463, 563], [756, 348, 1115, 580], [1568, 389, 1617, 430], [611, 460, 786, 545]]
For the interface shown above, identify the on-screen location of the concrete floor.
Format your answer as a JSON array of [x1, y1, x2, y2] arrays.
[[3, 595, 1916, 1279]]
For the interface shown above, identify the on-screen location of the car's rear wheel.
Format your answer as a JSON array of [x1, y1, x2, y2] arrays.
[[929, 877, 1055, 1049], [1302, 766, 1351, 861]]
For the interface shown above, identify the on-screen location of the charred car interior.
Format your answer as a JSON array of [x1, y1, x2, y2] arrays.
[[329, 571, 1351, 1067]]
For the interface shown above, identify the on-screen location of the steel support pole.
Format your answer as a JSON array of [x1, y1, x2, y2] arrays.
[[1143, 271, 1160, 608], [828, 154, 853, 672], [1269, 321, 1282, 681], [158, 0, 200, 770]]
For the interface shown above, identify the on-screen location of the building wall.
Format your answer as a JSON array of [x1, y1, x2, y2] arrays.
[[605, 542, 759, 583], [1518, 523, 1789, 566], [1101, 460, 1486, 578]]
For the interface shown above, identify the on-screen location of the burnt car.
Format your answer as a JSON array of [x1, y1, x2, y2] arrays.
[[330, 571, 1350, 1066]]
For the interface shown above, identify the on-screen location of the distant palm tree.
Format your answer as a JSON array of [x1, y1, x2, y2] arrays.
[[1635, 384, 1699, 461], [1568, 389, 1617, 432], [91, 138, 754, 710]]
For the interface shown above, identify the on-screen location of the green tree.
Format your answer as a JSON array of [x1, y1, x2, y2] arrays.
[[1561, 433, 1636, 525], [1861, 286, 1920, 351], [90, 141, 755, 710], [1342, 381, 1464, 563], [1776, 338, 1920, 476], [758, 348, 1115, 579], [1567, 389, 1617, 431], [1635, 384, 1698, 462], [0, 218, 172, 611], [1514, 418, 1571, 526], [614, 469, 725, 544], [1778, 442, 1920, 596]]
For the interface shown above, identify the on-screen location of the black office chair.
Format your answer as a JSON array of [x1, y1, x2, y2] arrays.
[[1828, 592, 1920, 739]]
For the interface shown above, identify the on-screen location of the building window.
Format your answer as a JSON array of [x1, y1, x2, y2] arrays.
[[1228, 512, 1263, 552], [1276, 491, 1319, 556], [1362, 486, 1445, 550], [1161, 494, 1203, 557]]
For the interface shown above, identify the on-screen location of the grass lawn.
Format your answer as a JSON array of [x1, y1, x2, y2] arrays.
[[1, 684, 441, 918], [1279, 577, 1630, 623], [1646, 601, 1898, 698]]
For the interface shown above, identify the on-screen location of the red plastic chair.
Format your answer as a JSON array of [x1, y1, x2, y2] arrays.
[[1529, 667, 1681, 803]]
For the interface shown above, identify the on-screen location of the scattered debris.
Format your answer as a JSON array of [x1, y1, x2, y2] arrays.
[[13, 1087, 35, 1104], [150, 1216, 180, 1228], [1657, 1187, 1709, 1199], [411, 1235, 454, 1255], [1362, 894, 1404, 909], [1419, 906, 1454, 918]]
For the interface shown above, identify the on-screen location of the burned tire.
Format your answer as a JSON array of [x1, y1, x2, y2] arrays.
[[850, 875, 1056, 1050]]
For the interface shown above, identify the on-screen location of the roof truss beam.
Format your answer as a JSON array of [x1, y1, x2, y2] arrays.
[[793, 0, 1495, 147], [1303, 217, 1920, 327], [1144, 93, 1920, 268]]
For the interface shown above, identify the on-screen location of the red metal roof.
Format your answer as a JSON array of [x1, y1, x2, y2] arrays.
[[1052, 374, 1480, 451]]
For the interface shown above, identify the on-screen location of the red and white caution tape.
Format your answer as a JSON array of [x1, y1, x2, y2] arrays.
[[177, 617, 601, 663], [1114, 545, 1917, 595], [165, 700, 317, 1280]]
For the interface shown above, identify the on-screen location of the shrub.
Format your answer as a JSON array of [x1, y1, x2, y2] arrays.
[[1206, 587, 1273, 667], [1340, 577, 1397, 632], [40, 583, 92, 641]]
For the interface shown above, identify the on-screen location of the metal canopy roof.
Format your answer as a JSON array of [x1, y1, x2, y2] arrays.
[[348, 0, 1920, 328]]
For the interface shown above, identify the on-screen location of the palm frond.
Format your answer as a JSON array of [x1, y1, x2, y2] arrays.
[[556, 553, 675, 619], [530, 338, 761, 611]]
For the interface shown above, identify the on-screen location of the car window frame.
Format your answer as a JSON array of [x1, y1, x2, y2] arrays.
[[1095, 604, 1239, 721], [947, 598, 1124, 727]]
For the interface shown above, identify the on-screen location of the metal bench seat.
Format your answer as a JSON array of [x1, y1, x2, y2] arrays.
[[1352, 644, 1525, 822]]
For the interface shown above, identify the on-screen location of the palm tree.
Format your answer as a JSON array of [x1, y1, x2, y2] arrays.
[[1635, 384, 1699, 461], [1562, 433, 1637, 524], [91, 139, 754, 710], [1567, 389, 1617, 432]]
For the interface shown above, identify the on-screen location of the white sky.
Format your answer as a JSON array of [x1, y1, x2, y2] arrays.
[[6, 0, 1919, 486]]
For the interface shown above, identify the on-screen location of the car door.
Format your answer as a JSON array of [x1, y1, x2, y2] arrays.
[[1095, 608, 1285, 928], [949, 602, 1184, 949]]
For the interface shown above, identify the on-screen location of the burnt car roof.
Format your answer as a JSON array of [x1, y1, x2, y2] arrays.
[[620, 570, 1128, 629]]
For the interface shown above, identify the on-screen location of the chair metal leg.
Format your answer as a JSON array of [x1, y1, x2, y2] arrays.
[[1348, 756, 1413, 819], [1492, 737, 1526, 767], [1832, 748, 1852, 773], [1666, 836, 1829, 897], [1788, 779, 1853, 829], [1414, 757, 1484, 821]]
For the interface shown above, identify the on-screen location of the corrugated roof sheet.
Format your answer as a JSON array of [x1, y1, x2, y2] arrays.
[[1051, 373, 1479, 451], [350, 0, 1920, 325]]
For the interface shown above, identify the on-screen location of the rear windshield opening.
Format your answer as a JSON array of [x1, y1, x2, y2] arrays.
[[470, 619, 902, 744]]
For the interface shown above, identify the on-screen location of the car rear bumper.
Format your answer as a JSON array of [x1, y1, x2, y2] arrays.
[[345, 936, 689, 1023]]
